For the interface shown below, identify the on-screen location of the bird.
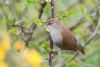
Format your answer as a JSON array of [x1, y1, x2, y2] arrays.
[[45, 18, 85, 54]]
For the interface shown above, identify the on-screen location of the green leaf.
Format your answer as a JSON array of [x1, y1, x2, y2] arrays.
[[57, 5, 83, 21], [27, 0, 38, 3], [85, 0, 95, 7], [79, 5, 93, 23], [67, 61, 81, 67], [41, 41, 51, 53]]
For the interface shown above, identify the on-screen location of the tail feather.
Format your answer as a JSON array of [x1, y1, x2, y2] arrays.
[[76, 44, 85, 54]]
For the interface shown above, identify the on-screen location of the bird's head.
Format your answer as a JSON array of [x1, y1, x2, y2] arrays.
[[45, 19, 63, 32]]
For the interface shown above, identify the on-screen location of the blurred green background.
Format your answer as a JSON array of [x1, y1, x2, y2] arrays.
[[0, 0, 100, 67]]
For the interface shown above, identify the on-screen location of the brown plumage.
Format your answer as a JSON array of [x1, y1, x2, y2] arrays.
[[45, 19, 85, 54]]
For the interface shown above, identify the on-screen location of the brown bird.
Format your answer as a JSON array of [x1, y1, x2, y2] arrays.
[[45, 19, 85, 54]]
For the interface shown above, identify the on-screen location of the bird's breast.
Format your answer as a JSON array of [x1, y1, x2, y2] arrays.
[[50, 29, 63, 44]]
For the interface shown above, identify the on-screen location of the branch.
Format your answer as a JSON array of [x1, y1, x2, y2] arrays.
[[48, 0, 56, 67], [8, 19, 37, 47], [39, 1, 47, 19], [51, 0, 55, 18]]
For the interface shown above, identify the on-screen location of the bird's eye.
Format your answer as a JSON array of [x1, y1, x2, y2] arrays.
[[48, 22, 52, 25]]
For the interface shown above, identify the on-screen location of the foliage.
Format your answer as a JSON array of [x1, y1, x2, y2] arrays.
[[0, 0, 100, 67]]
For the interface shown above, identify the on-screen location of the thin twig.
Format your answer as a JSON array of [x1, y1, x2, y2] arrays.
[[39, 2, 47, 19], [8, 20, 37, 47], [49, 52, 52, 67], [51, 0, 55, 18], [48, 0, 56, 67], [49, 36, 53, 67]]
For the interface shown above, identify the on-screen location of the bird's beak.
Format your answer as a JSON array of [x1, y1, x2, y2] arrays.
[[46, 28, 50, 32], [44, 23, 50, 32]]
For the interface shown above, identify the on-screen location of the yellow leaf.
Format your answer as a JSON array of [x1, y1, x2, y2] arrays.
[[15, 40, 25, 51], [0, 31, 10, 51], [0, 48, 6, 60], [42, 64, 49, 67], [1, 40, 10, 51], [0, 61, 8, 67], [25, 50, 42, 67]]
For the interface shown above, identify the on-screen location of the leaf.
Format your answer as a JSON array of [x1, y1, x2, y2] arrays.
[[57, 5, 83, 21], [41, 41, 51, 53], [14, 40, 25, 51], [0, 61, 8, 67], [67, 61, 81, 67], [85, 0, 95, 7], [45, 0, 51, 2], [79, 5, 93, 23], [24, 49, 42, 67]]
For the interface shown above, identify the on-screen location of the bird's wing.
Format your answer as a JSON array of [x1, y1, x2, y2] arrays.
[[61, 27, 78, 50]]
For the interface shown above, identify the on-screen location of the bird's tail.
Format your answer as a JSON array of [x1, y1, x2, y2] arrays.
[[76, 44, 85, 54]]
